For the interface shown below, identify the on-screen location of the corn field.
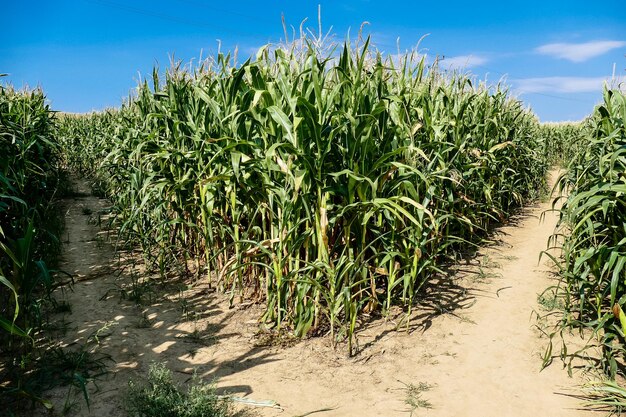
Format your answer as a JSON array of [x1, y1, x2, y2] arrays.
[[538, 121, 586, 167], [58, 41, 549, 350], [0, 82, 63, 343], [0, 80, 69, 409], [548, 88, 626, 376], [5, 32, 626, 415]]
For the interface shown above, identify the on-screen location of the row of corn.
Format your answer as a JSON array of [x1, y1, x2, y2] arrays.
[[548, 88, 626, 378], [0, 80, 67, 409], [0, 82, 64, 343], [58, 40, 550, 352]]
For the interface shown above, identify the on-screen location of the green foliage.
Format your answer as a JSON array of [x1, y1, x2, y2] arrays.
[[57, 110, 118, 194], [0, 81, 76, 413], [398, 381, 433, 415], [58, 37, 549, 353], [0, 82, 64, 342], [126, 363, 234, 417], [1, 338, 111, 415], [546, 88, 626, 376], [538, 121, 587, 167], [582, 379, 626, 413]]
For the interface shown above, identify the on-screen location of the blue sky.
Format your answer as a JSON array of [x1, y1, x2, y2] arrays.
[[3, 1, 625, 121]]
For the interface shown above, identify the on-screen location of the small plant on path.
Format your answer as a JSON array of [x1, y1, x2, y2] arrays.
[[126, 362, 239, 417], [396, 380, 433, 415]]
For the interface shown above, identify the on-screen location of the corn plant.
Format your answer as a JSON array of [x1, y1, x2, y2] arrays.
[[0, 81, 69, 410], [546, 88, 626, 376], [59, 37, 549, 353], [538, 121, 586, 167], [0, 83, 64, 342]]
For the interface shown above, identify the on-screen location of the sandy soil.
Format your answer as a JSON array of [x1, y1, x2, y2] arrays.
[[37, 174, 597, 417]]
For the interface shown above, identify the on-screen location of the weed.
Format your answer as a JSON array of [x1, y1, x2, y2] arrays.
[[104, 273, 155, 305], [396, 380, 433, 415], [481, 255, 501, 269], [537, 291, 563, 312], [125, 362, 239, 417], [178, 292, 194, 320], [1, 342, 111, 414], [87, 320, 117, 345], [177, 323, 218, 347], [474, 267, 502, 283]]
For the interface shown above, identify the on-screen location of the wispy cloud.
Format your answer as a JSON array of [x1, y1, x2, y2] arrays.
[[535, 40, 626, 62], [441, 54, 488, 69], [513, 76, 616, 94], [368, 32, 399, 50], [241, 45, 264, 57]]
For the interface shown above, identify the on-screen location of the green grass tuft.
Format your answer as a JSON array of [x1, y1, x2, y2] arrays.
[[126, 363, 237, 417]]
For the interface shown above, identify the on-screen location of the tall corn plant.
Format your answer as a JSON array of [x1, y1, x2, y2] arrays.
[[547, 88, 626, 376], [59, 37, 548, 353], [0, 83, 63, 343], [58, 111, 119, 195], [0, 81, 67, 410], [538, 121, 586, 167]]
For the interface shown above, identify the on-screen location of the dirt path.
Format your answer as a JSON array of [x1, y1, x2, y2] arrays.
[[42, 173, 595, 417], [414, 181, 591, 417]]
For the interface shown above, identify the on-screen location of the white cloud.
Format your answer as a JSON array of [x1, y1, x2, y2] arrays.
[[441, 54, 488, 69], [535, 40, 626, 62], [513, 76, 616, 94]]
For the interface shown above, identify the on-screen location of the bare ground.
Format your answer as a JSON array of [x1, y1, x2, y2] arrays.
[[37, 174, 598, 417]]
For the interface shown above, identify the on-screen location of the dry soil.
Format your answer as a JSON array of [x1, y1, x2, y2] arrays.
[[38, 173, 597, 417]]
